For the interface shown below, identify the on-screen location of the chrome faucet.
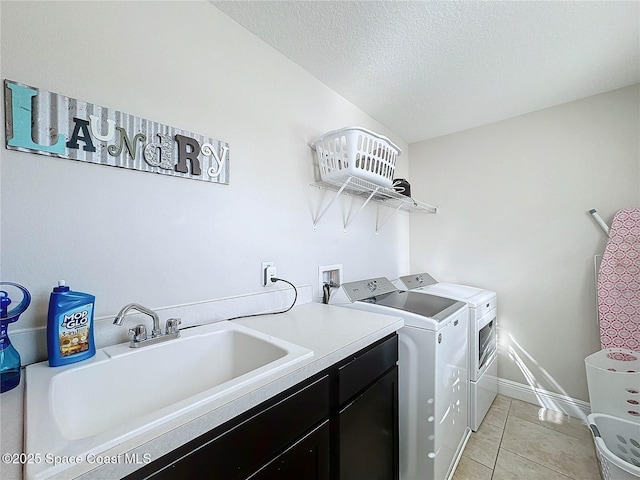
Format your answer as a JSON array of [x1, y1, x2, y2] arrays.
[[113, 303, 180, 348]]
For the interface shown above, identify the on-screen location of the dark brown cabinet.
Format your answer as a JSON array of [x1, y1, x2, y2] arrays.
[[338, 369, 398, 480], [335, 333, 399, 480], [125, 334, 397, 480], [250, 421, 330, 480]]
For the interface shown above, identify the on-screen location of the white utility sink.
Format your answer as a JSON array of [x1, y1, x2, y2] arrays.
[[24, 321, 313, 479]]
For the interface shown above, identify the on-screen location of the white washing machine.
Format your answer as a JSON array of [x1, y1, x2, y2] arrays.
[[396, 273, 498, 432], [330, 277, 470, 480]]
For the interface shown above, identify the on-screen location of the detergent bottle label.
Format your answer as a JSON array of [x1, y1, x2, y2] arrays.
[[58, 303, 93, 357]]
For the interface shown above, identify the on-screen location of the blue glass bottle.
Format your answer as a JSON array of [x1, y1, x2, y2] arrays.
[[0, 320, 21, 392], [0, 283, 31, 393]]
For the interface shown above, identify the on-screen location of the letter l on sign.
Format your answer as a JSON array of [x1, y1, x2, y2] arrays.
[[6, 82, 66, 154]]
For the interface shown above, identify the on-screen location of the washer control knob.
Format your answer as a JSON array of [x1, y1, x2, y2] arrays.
[[366, 280, 378, 292], [416, 275, 424, 283]]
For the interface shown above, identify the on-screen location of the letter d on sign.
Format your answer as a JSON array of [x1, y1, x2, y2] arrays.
[[6, 82, 65, 154]]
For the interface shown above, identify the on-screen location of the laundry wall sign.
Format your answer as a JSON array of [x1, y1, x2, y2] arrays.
[[3, 79, 229, 184]]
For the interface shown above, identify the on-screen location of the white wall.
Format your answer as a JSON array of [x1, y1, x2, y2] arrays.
[[409, 84, 640, 402], [3, 2, 637, 403], [0, 1, 410, 357]]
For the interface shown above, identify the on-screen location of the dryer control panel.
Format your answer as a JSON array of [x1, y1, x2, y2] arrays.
[[399, 272, 438, 289], [340, 277, 398, 303]]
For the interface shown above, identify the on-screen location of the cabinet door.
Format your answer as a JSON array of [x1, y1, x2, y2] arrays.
[[339, 366, 398, 480], [248, 420, 330, 480], [130, 375, 330, 480]]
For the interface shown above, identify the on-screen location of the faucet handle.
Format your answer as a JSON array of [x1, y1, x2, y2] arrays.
[[129, 324, 147, 343], [165, 318, 181, 335]]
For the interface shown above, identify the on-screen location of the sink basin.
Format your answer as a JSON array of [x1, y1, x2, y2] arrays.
[[24, 321, 313, 479]]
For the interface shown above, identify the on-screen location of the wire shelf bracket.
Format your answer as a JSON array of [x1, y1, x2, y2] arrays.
[[376, 203, 405, 234], [311, 175, 438, 232]]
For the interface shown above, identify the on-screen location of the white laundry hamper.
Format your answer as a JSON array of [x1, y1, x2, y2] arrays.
[[588, 413, 640, 480], [312, 127, 400, 188], [585, 348, 640, 479], [585, 348, 640, 421]]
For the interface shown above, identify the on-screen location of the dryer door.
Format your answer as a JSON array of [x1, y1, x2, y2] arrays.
[[473, 310, 497, 381]]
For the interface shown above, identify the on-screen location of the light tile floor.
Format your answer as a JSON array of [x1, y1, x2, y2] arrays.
[[452, 395, 601, 480]]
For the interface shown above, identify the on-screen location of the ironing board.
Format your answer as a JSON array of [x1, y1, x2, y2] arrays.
[[597, 208, 640, 351]]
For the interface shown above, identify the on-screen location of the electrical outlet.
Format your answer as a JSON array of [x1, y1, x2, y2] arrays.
[[318, 264, 343, 297], [262, 262, 275, 287]]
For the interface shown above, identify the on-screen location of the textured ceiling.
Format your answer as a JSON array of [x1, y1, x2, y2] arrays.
[[212, 1, 640, 144]]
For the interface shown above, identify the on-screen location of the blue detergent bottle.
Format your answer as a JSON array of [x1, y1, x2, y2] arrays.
[[47, 280, 96, 367], [0, 282, 31, 393]]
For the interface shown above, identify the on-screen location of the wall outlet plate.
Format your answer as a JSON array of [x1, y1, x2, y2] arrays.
[[262, 262, 275, 286], [318, 264, 343, 297]]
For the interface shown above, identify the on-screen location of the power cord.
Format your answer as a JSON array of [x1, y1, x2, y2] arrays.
[[181, 277, 299, 330], [225, 277, 298, 321], [268, 277, 298, 314]]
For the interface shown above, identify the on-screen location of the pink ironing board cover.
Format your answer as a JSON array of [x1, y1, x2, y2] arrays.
[[597, 208, 640, 351]]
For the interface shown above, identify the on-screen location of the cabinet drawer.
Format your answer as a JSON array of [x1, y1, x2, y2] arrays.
[[338, 334, 397, 405]]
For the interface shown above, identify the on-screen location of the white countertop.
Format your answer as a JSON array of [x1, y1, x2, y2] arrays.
[[0, 302, 403, 480]]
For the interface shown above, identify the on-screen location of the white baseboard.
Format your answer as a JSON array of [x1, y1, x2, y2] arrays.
[[497, 377, 591, 420]]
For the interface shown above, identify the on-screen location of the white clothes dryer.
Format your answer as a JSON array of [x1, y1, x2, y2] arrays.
[[396, 273, 498, 432], [330, 277, 470, 480]]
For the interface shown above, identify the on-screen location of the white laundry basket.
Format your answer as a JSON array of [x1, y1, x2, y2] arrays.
[[313, 127, 400, 188], [588, 413, 640, 480], [585, 348, 640, 422]]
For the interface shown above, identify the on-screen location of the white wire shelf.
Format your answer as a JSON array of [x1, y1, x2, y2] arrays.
[[310, 175, 439, 232]]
